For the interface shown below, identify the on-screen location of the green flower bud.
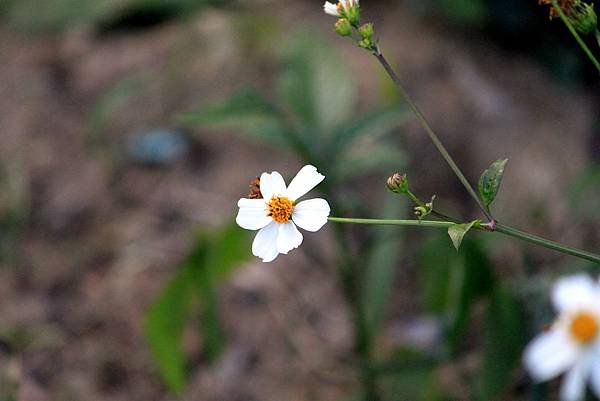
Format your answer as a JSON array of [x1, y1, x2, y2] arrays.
[[345, 6, 360, 27], [386, 173, 409, 194], [334, 18, 353, 37], [358, 37, 375, 51], [358, 23, 374, 40], [571, 3, 597, 34], [540, 0, 598, 34], [414, 195, 436, 220]]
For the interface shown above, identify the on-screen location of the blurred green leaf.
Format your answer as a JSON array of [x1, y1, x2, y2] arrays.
[[447, 220, 478, 250], [447, 240, 495, 352], [379, 352, 446, 401], [479, 284, 526, 401], [179, 89, 289, 144], [330, 107, 408, 152], [437, 0, 488, 25], [419, 234, 494, 353], [568, 163, 600, 220], [191, 224, 251, 362], [144, 222, 251, 393], [145, 257, 197, 393], [373, 348, 438, 376], [278, 34, 355, 136], [331, 142, 406, 182], [3, 0, 115, 32], [87, 75, 145, 150], [362, 196, 405, 336], [3, 0, 218, 33], [478, 158, 508, 211]]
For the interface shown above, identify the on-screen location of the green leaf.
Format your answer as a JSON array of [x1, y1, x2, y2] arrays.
[[331, 143, 406, 182], [87, 75, 145, 149], [439, 0, 487, 25], [144, 258, 198, 393], [379, 352, 446, 401], [447, 240, 494, 352], [568, 164, 600, 220], [478, 158, 508, 210], [419, 234, 494, 354], [479, 285, 526, 401], [178, 89, 288, 144], [277, 34, 355, 135], [362, 196, 405, 336], [330, 107, 408, 152], [144, 223, 251, 393], [191, 224, 252, 362], [447, 220, 478, 251]]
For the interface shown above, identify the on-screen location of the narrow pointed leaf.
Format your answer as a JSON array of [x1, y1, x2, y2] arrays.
[[447, 220, 478, 250], [144, 254, 200, 393], [277, 34, 355, 134], [478, 158, 508, 210], [144, 223, 251, 393], [479, 285, 526, 400], [362, 197, 404, 336], [190, 224, 251, 363], [419, 234, 494, 354], [178, 89, 287, 143]]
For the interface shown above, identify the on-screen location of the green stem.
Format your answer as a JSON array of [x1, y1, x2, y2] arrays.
[[328, 217, 456, 228], [328, 217, 600, 264], [552, 0, 600, 73], [372, 50, 493, 222], [494, 223, 600, 264]]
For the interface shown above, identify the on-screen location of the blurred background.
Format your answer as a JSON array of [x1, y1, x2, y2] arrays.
[[1, 0, 600, 400]]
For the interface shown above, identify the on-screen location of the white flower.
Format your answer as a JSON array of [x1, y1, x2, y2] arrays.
[[524, 274, 600, 401], [323, 0, 359, 17], [236, 165, 331, 263]]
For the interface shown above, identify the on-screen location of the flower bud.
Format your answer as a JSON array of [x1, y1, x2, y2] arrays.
[[358, 23, 374, 40], [572, 3, 597, 34], [387, 173, 409, 194], [358, 38, 375, 50], [540, 0, 598, 34], [414, 195, 435, 220], [345, 5, 361, 27], [335, 18, 353, 37]]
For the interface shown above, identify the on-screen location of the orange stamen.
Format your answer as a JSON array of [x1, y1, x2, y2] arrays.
[[267, 196, 294, 223], [570, 312, 599, 344]]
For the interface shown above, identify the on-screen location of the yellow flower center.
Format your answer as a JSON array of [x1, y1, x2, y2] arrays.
[[569, 311, 599, 344], [267, 196, 294, 223], [337, 2, 344, 12]]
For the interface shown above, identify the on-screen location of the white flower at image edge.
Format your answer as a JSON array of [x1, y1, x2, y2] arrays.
[[524, 274, 600, 401], [236, 165, 330, 263], [323, 0, 359, 17]]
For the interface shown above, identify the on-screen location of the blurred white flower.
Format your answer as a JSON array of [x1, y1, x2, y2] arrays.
[[323, 0, 359, 18], [236, 165, 330, 263], [524, 274, 600, 401]]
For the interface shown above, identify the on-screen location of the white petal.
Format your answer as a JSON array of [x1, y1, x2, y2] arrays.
[[260, 171, 287, 200], [524, 328, 580, 382], [560, 360, 589, 401], [553, 274, 598, 313], [590, 353, 600, 399], [323, 2, 339, 16], [292, 198, 330, 232], [236, 198, 270, 230], [276, 221, 303, 254], [285, 165, 325, 201], [252, 222, 280, 263]]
